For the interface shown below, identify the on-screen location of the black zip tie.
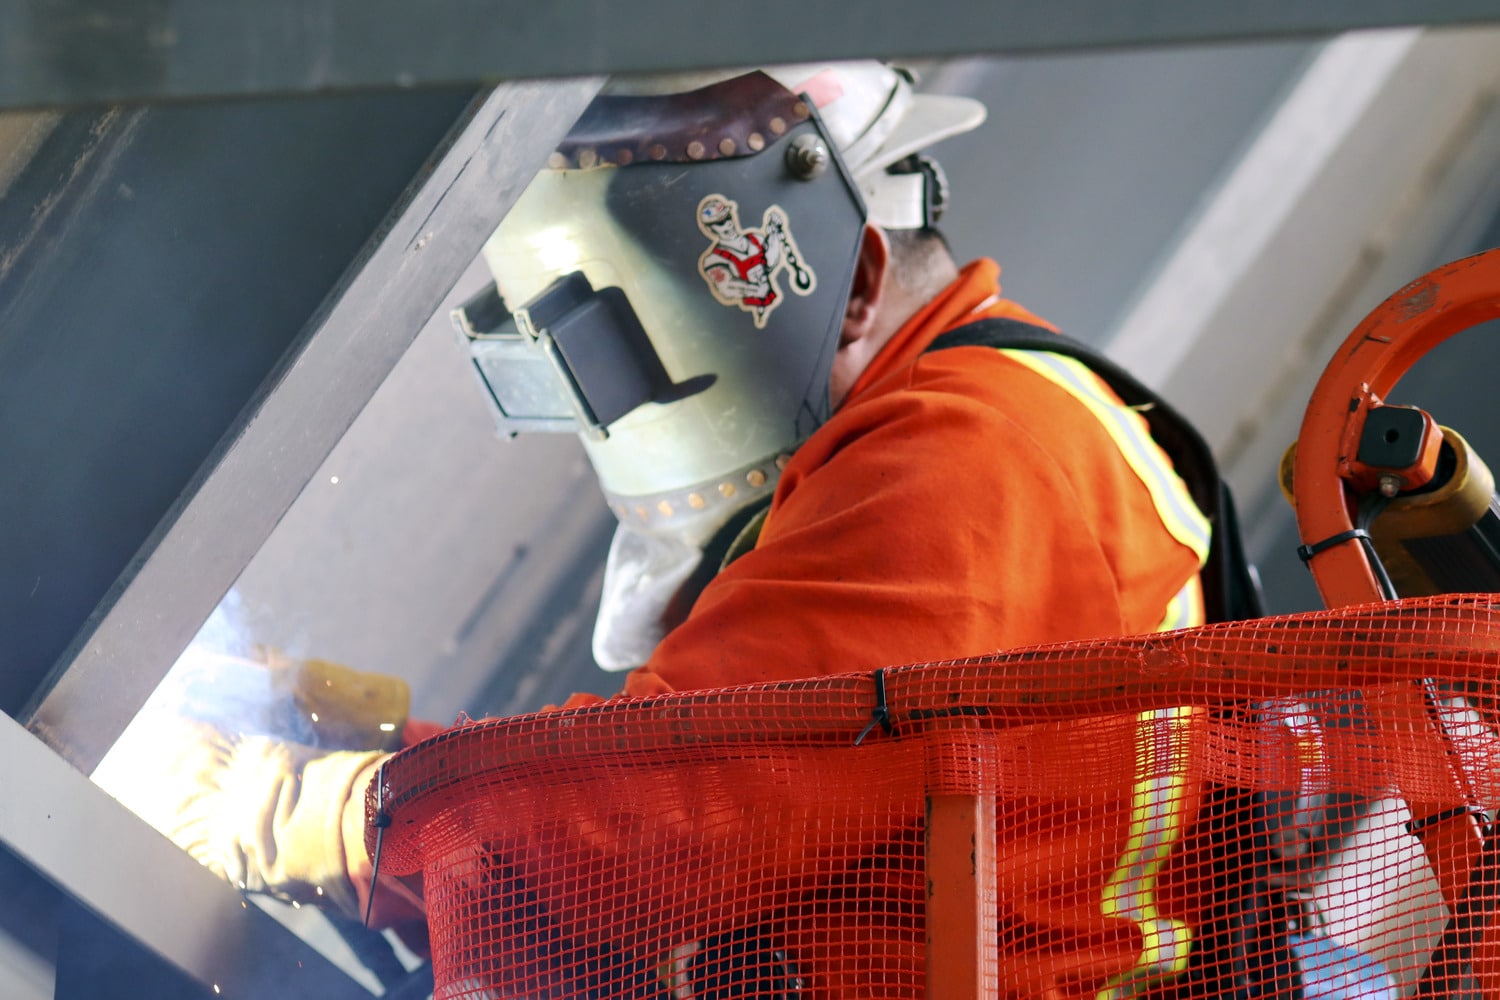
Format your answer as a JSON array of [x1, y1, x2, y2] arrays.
[[1296, 527, 1371, 563], [364, 762, 391, 929], [854, 668, 894, 746], [1297, 491, 1398, 600]]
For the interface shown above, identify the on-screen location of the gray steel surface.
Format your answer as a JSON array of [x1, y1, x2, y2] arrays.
[[25, 78, 603, 774], [0, 712, 368, 997], [927, 41, 1314, 341], [2, 0, 1500, 109], [0, 89, 472, 720], [0, 846, 57, 1000]]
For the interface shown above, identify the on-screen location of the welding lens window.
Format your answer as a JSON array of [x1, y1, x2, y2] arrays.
[[473, 347, 577, 422]]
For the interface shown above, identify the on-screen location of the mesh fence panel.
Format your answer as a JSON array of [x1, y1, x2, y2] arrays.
[[371, 595, 1500, 998]]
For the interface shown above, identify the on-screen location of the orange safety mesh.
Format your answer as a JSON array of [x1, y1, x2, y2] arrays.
[[371, 595, 1500, 998]]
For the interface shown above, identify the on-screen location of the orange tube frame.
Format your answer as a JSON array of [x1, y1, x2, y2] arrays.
[[926, 792, 998, 999], [1293, 248, 1500, 989], [1292, 248, 1500, 608]]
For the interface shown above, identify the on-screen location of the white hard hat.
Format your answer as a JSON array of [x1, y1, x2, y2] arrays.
[[764, 63, 983, 227], [608, 62, 985, 228]]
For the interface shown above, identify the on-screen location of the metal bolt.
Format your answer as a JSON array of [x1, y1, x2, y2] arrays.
[[785, 134, 830, 180], [1378, 473, 1402, 497]]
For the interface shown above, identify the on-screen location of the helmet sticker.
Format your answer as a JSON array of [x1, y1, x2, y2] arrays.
[[696, 195, 816, 329]]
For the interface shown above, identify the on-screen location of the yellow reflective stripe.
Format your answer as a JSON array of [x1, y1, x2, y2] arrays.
[[998, 350, 1211, 566], [1096, 707, 1197, 999], [995, 348, 1204, 995], [1155, 578, 1204, 633], [1097, 920, 1194, 1000]]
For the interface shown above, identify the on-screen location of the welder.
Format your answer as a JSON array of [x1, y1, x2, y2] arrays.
[[106, 62, 1261, 996]]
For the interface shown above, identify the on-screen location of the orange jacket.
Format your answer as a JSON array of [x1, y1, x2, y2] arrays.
[[566, 259, 1204, 704], [544, 261, 1210, 997]]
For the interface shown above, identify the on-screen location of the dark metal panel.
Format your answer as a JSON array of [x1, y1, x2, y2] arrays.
[[55, 900, 218, 1000], [0, 844, 59, 999], [0, 712, 368, 997], [0, 88, 475, 721], [3, 0, 1500, 109], [25, 78, 602, 774]]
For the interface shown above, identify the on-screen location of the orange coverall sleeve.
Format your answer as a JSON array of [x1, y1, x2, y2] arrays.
[[563, 344, 1204, 706]]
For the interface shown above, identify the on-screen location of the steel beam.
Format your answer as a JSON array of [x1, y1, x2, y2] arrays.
[[4, 1, 1500, 110], [26, 76, 602, 774], [0, 711, 367, 997], [0, 91, 482, 719]]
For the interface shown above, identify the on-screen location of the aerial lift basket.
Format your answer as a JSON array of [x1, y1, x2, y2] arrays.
[[371, 596, 1500, 999]]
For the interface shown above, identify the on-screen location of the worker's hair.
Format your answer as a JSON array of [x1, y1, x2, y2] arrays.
[[885, 227, 955, 297]]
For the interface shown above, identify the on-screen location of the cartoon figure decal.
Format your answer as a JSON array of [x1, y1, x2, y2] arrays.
[[696, 195, 816, 328]]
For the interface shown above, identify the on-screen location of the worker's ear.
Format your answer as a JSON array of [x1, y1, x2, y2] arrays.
[[840, 225, 890, 347], [829, 226, 893, 409]]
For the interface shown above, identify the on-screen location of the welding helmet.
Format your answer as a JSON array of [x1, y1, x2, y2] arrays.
[[458, 63, 984, 667]]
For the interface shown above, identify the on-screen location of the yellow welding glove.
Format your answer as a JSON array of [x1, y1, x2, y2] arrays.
[[99, 718, 375, 914], [93, 651, 428, 929]]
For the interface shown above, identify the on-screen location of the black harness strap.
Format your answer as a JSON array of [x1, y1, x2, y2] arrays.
[[926, 317, 1263, 625]]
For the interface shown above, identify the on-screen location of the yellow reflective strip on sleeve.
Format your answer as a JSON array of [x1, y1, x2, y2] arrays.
[[993, 347, 1204, 995], [1097, 919, 1195, 1000], [998, 350, 1211, 566], [1158, 588, 1186, 634], [1155, 578, 1205, 633], [1096, 707, 1197, 998]]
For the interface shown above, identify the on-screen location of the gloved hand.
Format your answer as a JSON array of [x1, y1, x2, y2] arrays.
[[93, 650, 429, 932]]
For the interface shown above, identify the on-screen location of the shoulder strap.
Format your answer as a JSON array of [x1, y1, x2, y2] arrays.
[[928, 317, 1263, 624]]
